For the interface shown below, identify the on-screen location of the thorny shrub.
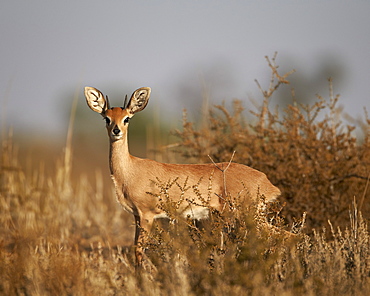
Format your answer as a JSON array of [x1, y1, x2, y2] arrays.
[[174, 53, 370, 231]]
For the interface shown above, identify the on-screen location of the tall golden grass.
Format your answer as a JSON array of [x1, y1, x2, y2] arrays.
[[1, 54, 370, 295]]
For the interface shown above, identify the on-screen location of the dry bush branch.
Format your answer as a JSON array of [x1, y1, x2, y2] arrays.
[[174, 53, 370, 232]]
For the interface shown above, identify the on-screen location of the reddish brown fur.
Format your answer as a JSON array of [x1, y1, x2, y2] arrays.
[[85, 86, 281, 267]]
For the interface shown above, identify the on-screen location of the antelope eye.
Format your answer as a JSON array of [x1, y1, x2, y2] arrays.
[[104, 117, 111, 125], [123, 117, 130, 124]]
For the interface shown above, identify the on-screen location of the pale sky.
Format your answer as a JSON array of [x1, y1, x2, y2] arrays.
[[1, 1, 369, 134]]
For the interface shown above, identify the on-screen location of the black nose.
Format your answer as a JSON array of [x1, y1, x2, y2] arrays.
[[113, 127, 120, 135]]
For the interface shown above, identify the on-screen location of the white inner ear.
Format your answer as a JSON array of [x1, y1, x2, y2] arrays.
[[127, 87, 150, 114], [135, 91, 147, 106], [91, 101, 101, 109], [85, 87, 107, 113], [93, 104, 105, 113]]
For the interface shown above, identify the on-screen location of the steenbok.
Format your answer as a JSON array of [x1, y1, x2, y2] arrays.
[[84, 86, 281, 267]]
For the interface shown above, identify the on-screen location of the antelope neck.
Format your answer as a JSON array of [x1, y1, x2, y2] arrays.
[[109, 136, 132, 177]]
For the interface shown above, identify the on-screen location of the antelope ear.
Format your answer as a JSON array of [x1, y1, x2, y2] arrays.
[[126, 87, 151, 114], [84, 87, 110, 114]]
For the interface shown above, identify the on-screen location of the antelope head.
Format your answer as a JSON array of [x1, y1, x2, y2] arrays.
[[84, 86, 151, 142]]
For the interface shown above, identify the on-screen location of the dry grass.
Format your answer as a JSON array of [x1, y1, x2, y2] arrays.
[[1, 54, 370, 295]]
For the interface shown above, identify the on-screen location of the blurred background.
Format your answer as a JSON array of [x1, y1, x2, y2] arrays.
[[1, 1, 369, 181]]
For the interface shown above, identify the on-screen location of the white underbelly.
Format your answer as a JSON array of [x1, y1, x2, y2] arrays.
[[153, 207, 210, 220]]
